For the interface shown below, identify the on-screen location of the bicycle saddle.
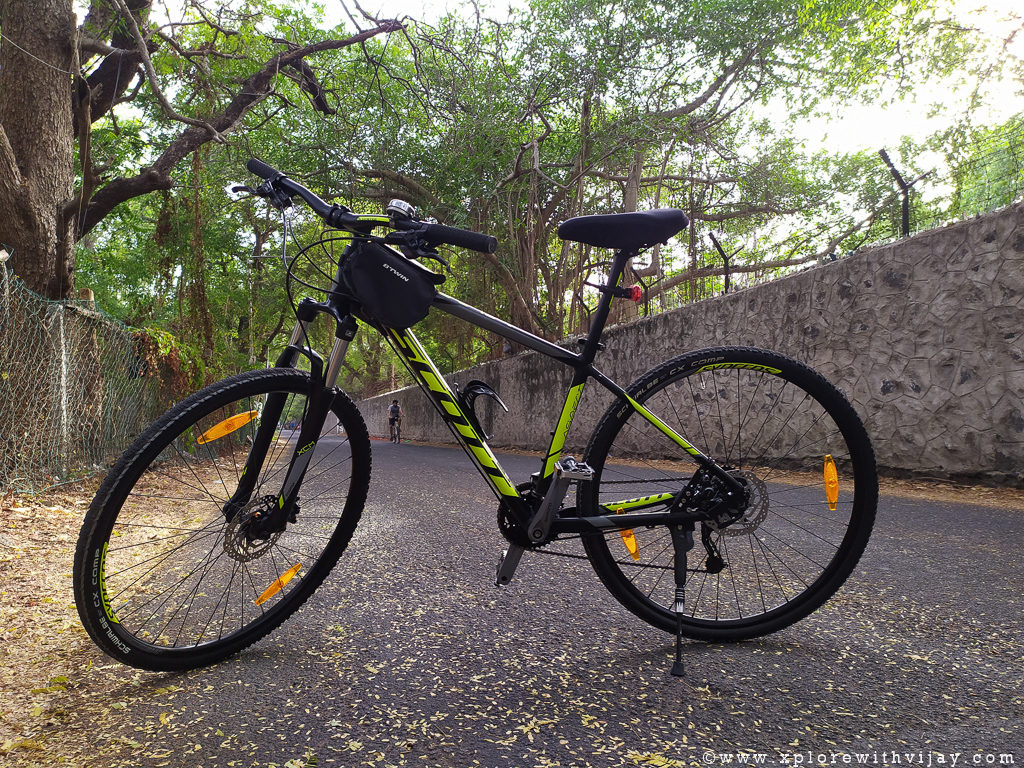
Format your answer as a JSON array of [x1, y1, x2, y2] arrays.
[[557, 209, 689, 251]]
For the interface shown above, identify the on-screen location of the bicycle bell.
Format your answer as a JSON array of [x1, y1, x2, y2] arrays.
[[387, 199, 416, 221]]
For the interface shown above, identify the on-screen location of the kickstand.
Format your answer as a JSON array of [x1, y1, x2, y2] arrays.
[[669, 523, 694, 677]]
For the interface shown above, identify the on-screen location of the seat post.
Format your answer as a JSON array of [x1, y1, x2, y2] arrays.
[[578, 249, 634, 364]]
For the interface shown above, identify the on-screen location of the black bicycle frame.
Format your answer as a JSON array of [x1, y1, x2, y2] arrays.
[[381, 247, 745, 536], [231, 241, 743, 537]]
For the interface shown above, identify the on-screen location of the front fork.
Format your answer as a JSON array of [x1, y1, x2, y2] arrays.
[[224, 313, 357, 533]]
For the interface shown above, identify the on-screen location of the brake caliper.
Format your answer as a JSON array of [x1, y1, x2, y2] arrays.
[[676, 466, 750, 529]]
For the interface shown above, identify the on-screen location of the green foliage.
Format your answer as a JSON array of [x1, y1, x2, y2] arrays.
[[74, 0, 1020, 396]]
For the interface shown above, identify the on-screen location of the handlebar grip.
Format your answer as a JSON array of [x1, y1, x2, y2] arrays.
[[246, 158, 282, 180], [422, 223, 498, 254]]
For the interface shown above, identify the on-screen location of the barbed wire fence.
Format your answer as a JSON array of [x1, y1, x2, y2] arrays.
[[918, 122, 1024, 231], [0, 263, 184, 494], [648, 116, 1024, 311]]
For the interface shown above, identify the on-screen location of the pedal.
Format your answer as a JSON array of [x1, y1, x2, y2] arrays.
[[495, 544, 525, 586], [555, 456, 593, 481]]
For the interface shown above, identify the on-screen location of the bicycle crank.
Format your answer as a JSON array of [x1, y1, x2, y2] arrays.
[[495, 457, 594, 586]]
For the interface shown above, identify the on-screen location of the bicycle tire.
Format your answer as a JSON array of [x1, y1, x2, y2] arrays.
[[73, 368, 371, 671], [579, 347, 877, 641]]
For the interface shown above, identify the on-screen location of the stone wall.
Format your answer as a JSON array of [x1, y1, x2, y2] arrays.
[[361, 203, 1024, 484]]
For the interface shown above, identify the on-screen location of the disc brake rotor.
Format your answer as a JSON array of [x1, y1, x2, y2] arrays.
[[710, 471, 769, 536], [223, 496, 281, 562]]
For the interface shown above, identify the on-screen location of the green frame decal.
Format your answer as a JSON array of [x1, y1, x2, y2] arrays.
[[624, 394, 704, 458], [542, 383, 585, 477], [696, 362, 782, 374], [389, 328, 519, 498], [602, 492, 675, 513]]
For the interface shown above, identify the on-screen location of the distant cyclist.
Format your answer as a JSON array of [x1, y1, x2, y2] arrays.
[[387, 399, 403, 443]]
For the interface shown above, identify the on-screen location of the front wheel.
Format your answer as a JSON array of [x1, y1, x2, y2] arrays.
[[73, 368, 371, 671], [580, 347, 877, 641]]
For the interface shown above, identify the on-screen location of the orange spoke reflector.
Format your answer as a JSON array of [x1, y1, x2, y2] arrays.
[[824, 454, 839, 511], [197, 410, 259, 444], [255, 563, 302, 606], [616, 507, 641, 561]]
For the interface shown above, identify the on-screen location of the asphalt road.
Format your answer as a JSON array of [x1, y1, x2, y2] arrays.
[[48, 442, 1024, 767]]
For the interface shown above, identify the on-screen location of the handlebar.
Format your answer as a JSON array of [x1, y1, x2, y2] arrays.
[[246, 158, 351, 228], [422, 223, 497, 254], [246, 158, 280, 181], [245, 158, 498, 254]]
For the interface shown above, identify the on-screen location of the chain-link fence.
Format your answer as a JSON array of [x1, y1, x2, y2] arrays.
[[0, 264, 184, 493]]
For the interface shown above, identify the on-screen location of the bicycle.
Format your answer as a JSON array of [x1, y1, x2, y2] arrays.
[[389, 418, 402, 443], [73, 159, 878, 673]]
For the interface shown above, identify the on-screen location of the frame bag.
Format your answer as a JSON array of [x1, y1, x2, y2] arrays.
[[342, 242, 445, 329]]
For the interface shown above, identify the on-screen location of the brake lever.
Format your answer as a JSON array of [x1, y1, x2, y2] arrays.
[[420, 249, 451, 273], [252, 180, 293, 210], [383, 230, 452, 271], [231, 185, 258, 195]]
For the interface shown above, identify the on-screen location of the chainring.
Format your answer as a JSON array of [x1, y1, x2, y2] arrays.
[[496, 483, 544, 549]]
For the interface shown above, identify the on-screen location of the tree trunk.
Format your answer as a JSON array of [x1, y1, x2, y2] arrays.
[[0, 0, 77, 299], [611, 151, 644, 325]]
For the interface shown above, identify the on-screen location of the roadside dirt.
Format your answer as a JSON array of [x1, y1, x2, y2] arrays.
[[1, 467, 1022, 765], [0, 479, 104, 764]]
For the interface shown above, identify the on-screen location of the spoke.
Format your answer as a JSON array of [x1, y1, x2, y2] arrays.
[[171, 532, 231, 647], [729, 370, 768, 463], [106, 526, 223, 579], [122, 492, 230, 504], [295, 461, 355, 503], [752, 531, 791, 604], [756, 527, 828, 573], [218, 557, 242, 641], [747, 390, 815, 471], [200, 427, 235, 499], [304, 436, 353, 477], [170, 440, 230, 508], [206, 556, 242, 643], [106, 521, 222, 551], [712, 370, 728, 463], [684, 375, 713, 455], [720, 536, 744, 619], [747, 529, 768, 614], [141, 463, 218, 502], [764, 505, 844, 550]]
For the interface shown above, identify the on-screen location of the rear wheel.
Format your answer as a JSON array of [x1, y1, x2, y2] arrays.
[[73, 368, 371, 670], [580, 347, 876, 641]]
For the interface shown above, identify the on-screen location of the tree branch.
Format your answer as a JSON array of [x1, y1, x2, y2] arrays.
[[328, 161, 434, 202], [110, 0, 223, 139], [76, 22, 403, 237], [652, 42, 767, 121]]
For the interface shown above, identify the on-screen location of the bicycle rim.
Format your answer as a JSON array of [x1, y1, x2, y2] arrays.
[[581, 347, 877, 641]]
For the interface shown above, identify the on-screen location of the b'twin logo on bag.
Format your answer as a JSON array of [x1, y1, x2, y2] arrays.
[[382, 262, 410, 282]]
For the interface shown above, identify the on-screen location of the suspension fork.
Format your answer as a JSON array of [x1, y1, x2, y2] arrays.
[[223, 313, 357, 523]]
